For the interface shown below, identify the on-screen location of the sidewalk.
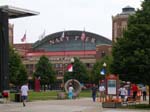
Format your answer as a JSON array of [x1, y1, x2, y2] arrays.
[[0, 98, 149, 112]]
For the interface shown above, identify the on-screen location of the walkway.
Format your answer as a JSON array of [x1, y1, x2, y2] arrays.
[[0, 98, 149, 112]]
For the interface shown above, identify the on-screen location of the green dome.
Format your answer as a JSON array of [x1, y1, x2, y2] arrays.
[[32, 30, 112, 51]]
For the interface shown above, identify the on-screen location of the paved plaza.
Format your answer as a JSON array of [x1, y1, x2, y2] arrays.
[[0, 98, 149, 112]]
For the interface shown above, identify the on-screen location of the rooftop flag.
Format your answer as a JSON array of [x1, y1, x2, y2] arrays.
[[60, 31, 65, 41], [81, 31, 86, 41], [21, 32, 26, 42], [61, 31, 65, 38], [67, 64, 73, 72]]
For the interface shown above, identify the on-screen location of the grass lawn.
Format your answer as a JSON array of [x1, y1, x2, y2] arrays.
[[10, 90, 91, 101]]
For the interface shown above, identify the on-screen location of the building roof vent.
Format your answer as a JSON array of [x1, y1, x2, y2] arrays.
[[121, 6, 135, 15]]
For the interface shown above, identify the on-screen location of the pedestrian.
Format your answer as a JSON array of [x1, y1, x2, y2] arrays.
[[131, 84, 138, 101], [91, 84, 97, 102], [141, 85, 147, 101], [99, 84, 105, 102], [118, 85, 127, 102], [21, 82, 29, 107], [68, 84, 74, 99]]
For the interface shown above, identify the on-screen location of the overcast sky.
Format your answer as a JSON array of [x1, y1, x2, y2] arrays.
[[1, 0, 143, 43]]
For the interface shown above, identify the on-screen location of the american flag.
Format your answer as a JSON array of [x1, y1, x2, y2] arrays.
[[81, 32, 86, 41], [21, 33, 26, 42], [67, 64, 73, 72]]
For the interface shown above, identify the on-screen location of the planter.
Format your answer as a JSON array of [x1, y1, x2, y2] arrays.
[[102, 102, 121, 108]]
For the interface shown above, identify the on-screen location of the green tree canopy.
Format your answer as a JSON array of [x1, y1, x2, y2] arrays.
[[9, 46, 28, 87], [64, 57, 89, 84], [112, 0, 150, 86], [91, 55, 112, 85], [34, 55, 56, 85]]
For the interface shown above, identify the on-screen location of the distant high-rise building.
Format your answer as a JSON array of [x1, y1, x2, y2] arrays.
[[112, 6, 135, 43]]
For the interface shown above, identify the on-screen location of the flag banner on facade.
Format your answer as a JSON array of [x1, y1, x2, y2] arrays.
[[56, 38, 60, 43], [67, 64, 73, 72], [75, 36, 79, 40], [81, 31, 86, 41], [85, 36, 89, 42], [66, 36, 69, 41], [21, 33, 26, 42], [100, 68, 106, 75], [91, 38, 96, 43]]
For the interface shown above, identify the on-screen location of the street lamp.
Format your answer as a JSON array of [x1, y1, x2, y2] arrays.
[[71, 58, 75, 64], [70, 57, 75, 88], [61, 57, 65, 90], [100, 62, 107, 75], [103, 62, 107, 68]]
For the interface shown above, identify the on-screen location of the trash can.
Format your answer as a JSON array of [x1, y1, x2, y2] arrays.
[[15, 93, 21, 102]]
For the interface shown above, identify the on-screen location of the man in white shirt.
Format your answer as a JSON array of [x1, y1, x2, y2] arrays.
[[119, 86, 128, 102], [21, 83, 29, 107], [99, 85, 105, 102]]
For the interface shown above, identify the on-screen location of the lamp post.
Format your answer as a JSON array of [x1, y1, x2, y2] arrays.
[[100, 62, 107, 76], [62, 57, 65, 90], [103, 62, 107, 68], [70, 58, 75, 87], [100, 62, 107, 87], [70, 58, 75, 64]]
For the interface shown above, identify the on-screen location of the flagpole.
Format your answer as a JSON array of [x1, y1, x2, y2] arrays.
[[24, 30, 27, 58], [63, 29, 65, 57], [84, 28, 85, 56], [62, 29, 65, 90], [82, 28, 85, 56], [84, 36, 85, 56]]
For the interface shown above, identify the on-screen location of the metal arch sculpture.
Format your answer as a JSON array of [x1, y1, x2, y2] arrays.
[[64, 79, 81, 95]]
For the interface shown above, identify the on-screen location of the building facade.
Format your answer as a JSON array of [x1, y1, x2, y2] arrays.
[[112, 6, 135, 43], [14, 30, 112, 83]]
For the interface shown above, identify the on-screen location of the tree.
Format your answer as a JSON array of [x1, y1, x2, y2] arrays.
[[91, 55, 112, 85], [9, 46, 28, 87], [34, 55, 56, 90], [64, 57, 89, 84], [111, 0, 150, 104]]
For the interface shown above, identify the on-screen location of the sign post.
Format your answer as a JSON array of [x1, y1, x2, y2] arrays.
[[106, 74, 119, 96], [102, 74, 121, 108]]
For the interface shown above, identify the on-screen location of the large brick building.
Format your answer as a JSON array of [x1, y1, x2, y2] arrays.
[[14, 30, 112, 83], [112, 6, 135, 43]]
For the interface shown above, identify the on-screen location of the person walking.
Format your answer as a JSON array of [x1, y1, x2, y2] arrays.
[[68, 84, 74, 99], [91, 84, 97, 102], [119, 85, 128, 102], [99, 84, 105, 102], [21, 82, 29, 107], [141, 85, 147, 101], [131, 84, 138, 101]]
